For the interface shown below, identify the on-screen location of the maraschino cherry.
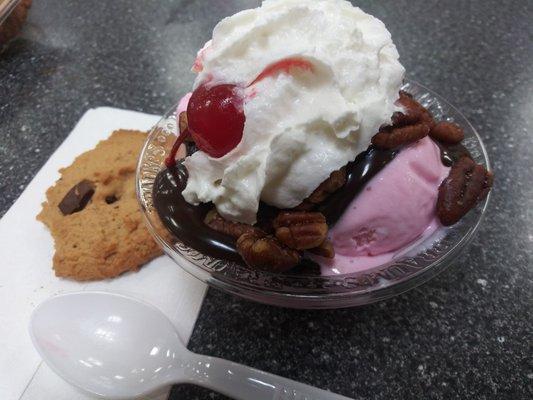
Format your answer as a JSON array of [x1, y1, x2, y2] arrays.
[[165, 57, 314, 167], [165, 83, 245, 167], [187, 84, 245, 158]]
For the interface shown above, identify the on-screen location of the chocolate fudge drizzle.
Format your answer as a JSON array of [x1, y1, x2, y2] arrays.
[[317, 146, 397, 225], [153, 164, 243, 263], [153, 146, 397, 263]]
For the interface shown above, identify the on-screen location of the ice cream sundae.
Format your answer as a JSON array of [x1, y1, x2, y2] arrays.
[[153, 0, 493, 275]]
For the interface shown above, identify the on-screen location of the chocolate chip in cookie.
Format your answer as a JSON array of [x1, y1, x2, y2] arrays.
[[58, 180, 95, 215]]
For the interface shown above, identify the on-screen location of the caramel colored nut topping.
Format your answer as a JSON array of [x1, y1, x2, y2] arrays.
[[308, 239, 335, 259], [58, 180, 95, 215], [372, 91, 437, 149], [273, 211, 328, 250], [429, 121, 465, 144], [437, 157, 493, 226], [393, 91, 435, 129], [392, 93, 424, 126], [204, 209, 259, 239], [371, 123, 430, 149], [236, 231, 301, 272], [295, 168, 347, 210]]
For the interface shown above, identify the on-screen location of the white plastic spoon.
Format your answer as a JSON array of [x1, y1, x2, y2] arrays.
[[29, 291, 352, 400]]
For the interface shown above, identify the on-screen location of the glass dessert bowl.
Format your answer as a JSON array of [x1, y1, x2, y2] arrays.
[[136, 80, 491, 309]]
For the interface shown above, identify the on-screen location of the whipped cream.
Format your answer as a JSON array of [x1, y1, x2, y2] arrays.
[[183, 0, 405, 224]]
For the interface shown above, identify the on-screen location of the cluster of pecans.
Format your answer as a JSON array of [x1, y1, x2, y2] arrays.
[[371, 91, 493, 226], [372, 91, 436, 149], [205, 208, 335, 272], [371, 91, 468, 149]]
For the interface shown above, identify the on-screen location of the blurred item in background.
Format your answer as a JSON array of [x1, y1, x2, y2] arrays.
[[0, 0, 32, 50]]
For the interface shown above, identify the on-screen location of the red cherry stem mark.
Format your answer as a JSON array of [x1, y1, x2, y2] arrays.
[[165, 130, 189, 168], [249, 57, 314, 86]]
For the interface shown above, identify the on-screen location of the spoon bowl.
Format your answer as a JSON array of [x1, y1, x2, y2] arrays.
[[29, 292, 188, 398], [30, 291, 352, 400]]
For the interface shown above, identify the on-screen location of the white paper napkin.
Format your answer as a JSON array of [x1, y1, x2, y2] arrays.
[[0, 107, 207, 400]]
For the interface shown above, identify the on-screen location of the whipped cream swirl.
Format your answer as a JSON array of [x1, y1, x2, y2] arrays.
[[182, 0, 405, 224]]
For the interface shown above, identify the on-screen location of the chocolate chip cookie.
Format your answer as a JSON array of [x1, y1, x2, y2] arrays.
[[37, 130, 163, 281]]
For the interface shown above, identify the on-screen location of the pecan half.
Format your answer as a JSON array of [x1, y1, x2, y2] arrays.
[[273, 211, 328, 250], [204, 209, 259, 238], [372, 91, 436, 149], [294, 167, 346, 211], [371, 123, 430, 149], [308, 239, 335, 259], [437, 157, 493, 226], [392, 92, 424, 126], [429, 121, 465, 144], [393, 91, 435, 129], [295, 168, 346, 210], [236, 231, 301, 272]]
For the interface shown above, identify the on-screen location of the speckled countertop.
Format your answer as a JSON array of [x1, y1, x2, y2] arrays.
[[1, 1, 531, 399]]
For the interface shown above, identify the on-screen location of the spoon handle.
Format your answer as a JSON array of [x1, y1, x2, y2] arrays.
[[187, 354, 352, 400]]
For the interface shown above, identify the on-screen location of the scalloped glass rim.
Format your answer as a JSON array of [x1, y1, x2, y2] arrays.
[[136, 80, 491, 309]]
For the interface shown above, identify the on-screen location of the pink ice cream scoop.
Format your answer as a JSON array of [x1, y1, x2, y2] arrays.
[[320, 137, 450, 275]]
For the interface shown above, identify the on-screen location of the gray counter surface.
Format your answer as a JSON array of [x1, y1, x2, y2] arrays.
[[1, 1, 531, 399]]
